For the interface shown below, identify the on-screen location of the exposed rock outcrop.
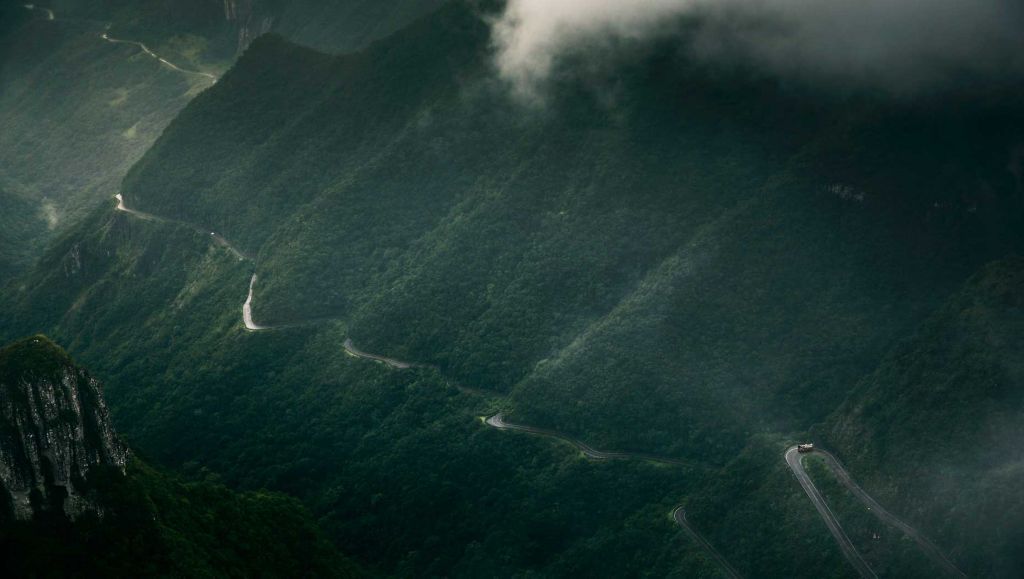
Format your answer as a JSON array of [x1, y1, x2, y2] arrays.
[[0, 336, 128, 521], [224, 0, 274, 54]]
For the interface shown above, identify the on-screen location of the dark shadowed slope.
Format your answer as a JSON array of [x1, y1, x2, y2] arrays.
[[826, 257, 1024, 577]]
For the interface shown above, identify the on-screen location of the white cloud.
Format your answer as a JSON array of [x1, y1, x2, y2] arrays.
[[491, 0, 1024, 98]]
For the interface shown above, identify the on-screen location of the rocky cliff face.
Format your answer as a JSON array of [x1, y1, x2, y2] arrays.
[[0, 336, 128, 521], [224, 0, 274, 53]]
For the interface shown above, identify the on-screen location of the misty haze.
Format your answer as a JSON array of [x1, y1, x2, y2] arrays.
[[0, 0, 1021, 577]]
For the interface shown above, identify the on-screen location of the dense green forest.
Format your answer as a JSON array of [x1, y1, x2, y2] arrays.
[[0, 335, 357, 577], [0, 185, 45, 278], [1, 460, 357, 577], [822, 257, 1024, 575], [0, 201, 852, 576], [120, 5, 1023, 460], [0, 0, 206, 276], [1, 0, 1022, 576], [0, 0, 446, 279]]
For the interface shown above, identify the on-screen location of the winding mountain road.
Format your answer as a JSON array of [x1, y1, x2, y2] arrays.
[[22, 4, 217, 83], [112, 175, 961, 579], [673, 507, 743, 579], [115, 194, 247, 261], [101, 29, 217, 83], [786, 447, 965, 578], [24, 8, 751, 577], [342, 339, 418, 369], [114, 193, 159, 221], [242, 274, 268, 331], [787, 447, 876, 578], [485, 414, 694, 467], [484, 414, 734, 575]]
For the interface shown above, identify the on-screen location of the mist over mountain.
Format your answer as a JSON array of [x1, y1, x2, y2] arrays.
[[0, 0, 447, 278], [493, 0, 1024, 99], [1, 0, 1022, 576]]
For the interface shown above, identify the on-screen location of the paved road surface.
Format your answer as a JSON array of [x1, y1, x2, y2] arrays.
[[485, 414, 691, 466], [786, 447, 877, 578], [242, 274, 268, 331], [342, 338, 417, 369], [673, 507, 743, 579], [115, 193, 160, 221], [22, 4, 216, 83], [485, 414, 733, 575], [115, 194, 248, 261], [114, 179, 962, 579], [811, 449, 965, 578], [101, 29, 217, 83], [786, 447, 965, 578]]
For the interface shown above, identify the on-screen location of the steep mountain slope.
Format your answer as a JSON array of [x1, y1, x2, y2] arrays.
[[0, 3, 207, 275], [2, 0, 1023, 575], [0, 201, 781, 576], [0, 186, 46, 277], [0, 0, 446, 278], [0, 335, 357, 577], [824, 257, 1024, 577], [0, 335, 128, 520], [119, 0, 1023, 459], [271, 0, 447, 53]]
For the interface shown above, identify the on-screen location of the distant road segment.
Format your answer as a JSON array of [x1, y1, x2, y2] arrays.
[[786, 446, 965, 578], [485, 414, 737, 577], [786, 447, 876, 578], [673, 508, 743, 579], [22, 4, 217, 83], [113, 183, 959, 579]]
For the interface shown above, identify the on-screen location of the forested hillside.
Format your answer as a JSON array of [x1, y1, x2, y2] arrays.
[[0, 10, 199, 211], [0, 186, 45, 277], [2, 0, 1022, 576], [0, 0, 445, 278], [0, 335, 357, 577], [0, 1, 210, 276], [824, 257, 1024, 575], [1, 199, 805, 576], [119, 1, 1022, 457]]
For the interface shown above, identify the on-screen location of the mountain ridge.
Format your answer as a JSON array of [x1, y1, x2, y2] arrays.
[[0, 333, 362, 577], [1, 0, 1023, 575]]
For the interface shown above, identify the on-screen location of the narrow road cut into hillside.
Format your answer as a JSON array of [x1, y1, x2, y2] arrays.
[[789, 447, 966, 578], [484, 414, 739, 576], [116, 195, 331, 335], [114, 193, 161, 221], [115, 190, 959, 579], [115, 194, 248, 261], [485, 414, 695, 467], [673, 507, 743, 579], [786, 447, 876, 578], [342, 338, 418, 369], [101, 28, 218, 83], [241, 274, 336, 332], [113, 189, 750, 579], [342, 340, 498, 399], [22, 5, 217, 83], [242, 274, 268, 331]]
